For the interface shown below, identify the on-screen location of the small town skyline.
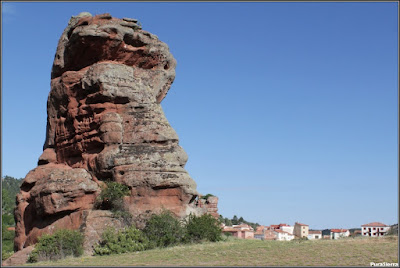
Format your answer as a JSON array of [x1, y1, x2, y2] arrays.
[[220, 221, 395, 241]]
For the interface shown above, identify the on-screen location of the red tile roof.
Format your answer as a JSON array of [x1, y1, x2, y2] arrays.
[[361, 222, 388, 227], [223, 227, 238, 232], [331, 229, 348, 233], [256, 225, 265, 232], [308, 230, 322, 234], [295, 222, 308, 226]]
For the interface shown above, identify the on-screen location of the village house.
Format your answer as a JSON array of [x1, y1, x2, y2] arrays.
[[254, 226, 277, 240], [361, 222, 390, 237], [222, 224, 254, 239], [280, 225, 294, 234], [269, 224, 281, 230], [265, 223, 294, 234], [330, 229, 350, 239], [294, 222, 309, 238], [273, 229, 295, 241], [254, 228, 264, 240], [307, 230, 322, 240], [268, 223, 292, 231]]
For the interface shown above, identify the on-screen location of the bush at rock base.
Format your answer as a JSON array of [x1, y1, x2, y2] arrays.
[[94, 226, 150, 255], [111, 207, 133, 226], [143, 210, 186, 248], [95, 211, 223, 254], [28, 229, 84, 263], [184, 213, 223, 243], [96, 181, 130, 210], [93, 181, 134, 227], [2, 216, 15, 260]]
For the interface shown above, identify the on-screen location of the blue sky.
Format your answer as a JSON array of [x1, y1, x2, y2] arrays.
[[1, 2, 398, 230]]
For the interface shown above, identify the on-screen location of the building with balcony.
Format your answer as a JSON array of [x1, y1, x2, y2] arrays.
[[361, 222, 390, 237]]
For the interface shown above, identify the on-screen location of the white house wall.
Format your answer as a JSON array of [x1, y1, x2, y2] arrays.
[[362, 226, 390, 237], [281, 226, 294, 234]]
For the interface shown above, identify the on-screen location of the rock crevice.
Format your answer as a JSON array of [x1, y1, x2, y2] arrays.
[[14, 12, 217, 253]]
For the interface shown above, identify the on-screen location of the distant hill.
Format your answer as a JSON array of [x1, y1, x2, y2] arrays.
[[2, 176, 23, 225], [2, 175, 23, 259], [219, 214, 260, 230]]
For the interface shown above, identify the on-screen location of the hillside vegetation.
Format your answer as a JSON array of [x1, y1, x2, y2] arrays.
[[2, 176, 23, 260], [24, 236, 398, 266], [2, 176, 22, 217]]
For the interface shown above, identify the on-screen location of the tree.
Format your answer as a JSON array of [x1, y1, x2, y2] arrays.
[[232, 215, 238, 225], [2, 176, 23, 218]]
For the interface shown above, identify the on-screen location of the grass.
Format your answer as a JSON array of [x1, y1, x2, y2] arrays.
[[23, 236, 398, 266]]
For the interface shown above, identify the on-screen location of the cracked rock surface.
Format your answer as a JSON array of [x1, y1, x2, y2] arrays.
[[14, 13, 209, 253]]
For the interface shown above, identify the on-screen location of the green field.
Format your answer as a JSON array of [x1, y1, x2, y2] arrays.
[[24, 236, 398, 266]]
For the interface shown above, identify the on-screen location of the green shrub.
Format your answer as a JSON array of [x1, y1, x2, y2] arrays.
[[94, 226, 150, 255], [111, 208, 133, 226], [2, 228, 14, 260], [2, 216, 15, 260], [2, 222, 14, 242], [2, 214, 14, 227], [2, 250, 13, 261], [200, 193, 215, 199], [143, 211, 185, 248], [184, 213, 222, 243], [28, 229, 84, 263], [97, 181, 130, 210]]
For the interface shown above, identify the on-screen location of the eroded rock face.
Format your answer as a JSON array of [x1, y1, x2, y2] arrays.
[[14, 12, 214, 252]]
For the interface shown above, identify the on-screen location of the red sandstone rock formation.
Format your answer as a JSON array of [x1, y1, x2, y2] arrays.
[[13, 12, 218, 254], [197, 196, 219, 219]]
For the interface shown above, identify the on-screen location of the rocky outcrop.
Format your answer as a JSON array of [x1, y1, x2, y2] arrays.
[[81, 210, 126, 255], [197, 196, 219, 219], [2, 246, 34, 267], [13, 12, 215, 254]]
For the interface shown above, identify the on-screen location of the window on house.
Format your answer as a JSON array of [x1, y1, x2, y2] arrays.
[[380, 228, 384, 231], [373, 228, 376, 230]]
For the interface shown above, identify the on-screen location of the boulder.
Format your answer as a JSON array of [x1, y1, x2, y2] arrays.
[[2, 246, 34, 267], [14, 12, 216, 255]]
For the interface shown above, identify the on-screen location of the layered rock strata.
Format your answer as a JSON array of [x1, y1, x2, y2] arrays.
[[14, 12, 217, 252], [197, 196, 219, 219]]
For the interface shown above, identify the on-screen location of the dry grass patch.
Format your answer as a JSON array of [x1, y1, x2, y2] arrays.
[[24, 236, 398, 266]]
